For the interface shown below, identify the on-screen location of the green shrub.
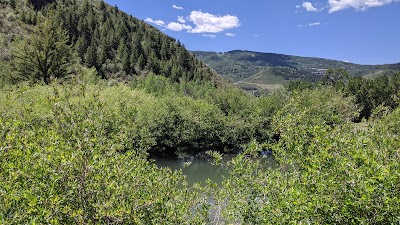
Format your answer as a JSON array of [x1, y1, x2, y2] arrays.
[[215, 89, 399, 224], [0, 83, 210, 224]]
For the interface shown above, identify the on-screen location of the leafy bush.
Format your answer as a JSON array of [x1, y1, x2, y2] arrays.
[[219, 106, 400, 224], [2, 76, 398, 224], [0, 83, 211, 224]]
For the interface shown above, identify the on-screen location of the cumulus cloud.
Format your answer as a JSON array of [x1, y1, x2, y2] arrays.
[[146, 10, 240, 35], [166, 22, 192, 32], [145, 18, 191, 32], [144, 18, 165, 27], [177, 16, 186, 23], [202, 34, 217, 39], [172, 5, 184, 10], [328, 0, 399, 12], [188, 11, 240, 33], [302, 1, 319, 11]]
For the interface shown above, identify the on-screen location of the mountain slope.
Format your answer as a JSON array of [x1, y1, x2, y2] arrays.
[[193, 50, 400, 92], [0, 0, 222, 84]]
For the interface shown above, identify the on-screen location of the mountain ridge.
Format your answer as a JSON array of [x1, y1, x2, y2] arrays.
[[199, 49, 400, 66], [192, 50, 400, 92]]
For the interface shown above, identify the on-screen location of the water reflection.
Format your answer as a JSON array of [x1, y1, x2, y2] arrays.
[[154, 155, 276, 186], [155, 157, 229, 186]]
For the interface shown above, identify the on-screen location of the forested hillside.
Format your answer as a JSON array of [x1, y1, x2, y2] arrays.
[[0, 0, 220, 84]]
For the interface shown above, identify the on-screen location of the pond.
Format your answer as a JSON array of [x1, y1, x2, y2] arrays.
[[154, 154, 276, 186]]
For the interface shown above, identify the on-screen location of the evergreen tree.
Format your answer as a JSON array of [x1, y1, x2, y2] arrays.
[[117, 39, 131, 74], [130, 35, 142, 62], [137, 54, 146, 70], [147, 52, 160, 74], [85, 40, 98, 69], [74, 34, 89, 60], [13, 18, 72, 84]]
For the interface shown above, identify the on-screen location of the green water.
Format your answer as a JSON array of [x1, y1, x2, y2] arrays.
[[155, 155, 276, 186], [155, 157, 229, 186]]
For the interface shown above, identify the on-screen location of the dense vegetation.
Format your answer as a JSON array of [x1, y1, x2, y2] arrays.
[[290, 68, 400, 120], [1, 0, 399, 224], [1, 71, 399, 223]]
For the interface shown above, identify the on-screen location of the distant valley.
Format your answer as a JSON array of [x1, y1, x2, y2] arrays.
[[193, 50, 400, 93]]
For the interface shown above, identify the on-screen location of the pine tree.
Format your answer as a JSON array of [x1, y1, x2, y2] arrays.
[[13, 18, 72, 84], [117, 39, 131, 74], [75, 34, 89, 60], [146, 52, 160, 74], [137, 54, 146, 70], [85, 40, 98, 69], [131, 36, 142, 61]]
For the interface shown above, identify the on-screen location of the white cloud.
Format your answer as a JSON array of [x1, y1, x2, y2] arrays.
[[177, 16, 186, 23], [225, 33, 236, 37], [296, 5, 301, 8], [166, 22, 192, 32], [188, 11, 240, 33], [328, 0, 399, 12], [144, 18, 165, 27], [202, 34, 217, 39], [308, 22, 321, 26], [172, 5, 184, 10], [297, 22, 321, 27], [302, 2, 319, 11]]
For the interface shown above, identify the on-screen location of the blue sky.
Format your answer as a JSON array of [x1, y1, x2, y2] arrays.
[[104, 0, 400, 65]]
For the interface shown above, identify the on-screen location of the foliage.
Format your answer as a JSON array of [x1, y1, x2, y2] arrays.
[[288, 71, 400, 120], [0, 83, 211, 224], [0, 60, 11, 87], [345, 72, 400, 119], [0, 78, 399, 223], [12, 18, 72, 84], [129, 75, 282, 155], [320, 68, 349, 88], [214, 88, 400, 224], [134, 93, 226, 156]]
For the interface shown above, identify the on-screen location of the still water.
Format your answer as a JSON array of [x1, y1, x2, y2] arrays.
[[155, 155, 276, 186]]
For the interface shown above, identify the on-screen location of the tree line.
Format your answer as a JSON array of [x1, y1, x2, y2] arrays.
[[289, 68, 400, 120]]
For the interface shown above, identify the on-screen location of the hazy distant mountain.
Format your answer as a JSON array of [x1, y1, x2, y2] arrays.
[[193, 50, 400, 92]]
